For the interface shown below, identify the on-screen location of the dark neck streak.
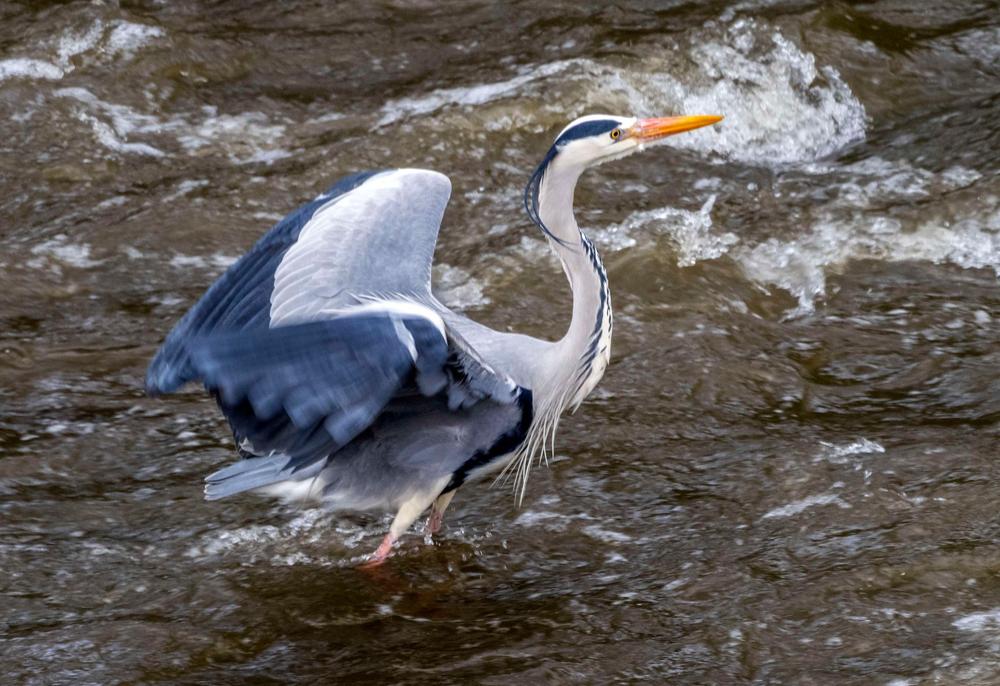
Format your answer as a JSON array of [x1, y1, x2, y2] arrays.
[[571, 234, 611, 398]]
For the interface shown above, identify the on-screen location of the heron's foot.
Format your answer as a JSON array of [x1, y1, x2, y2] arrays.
[[358, 533, 396, 569]]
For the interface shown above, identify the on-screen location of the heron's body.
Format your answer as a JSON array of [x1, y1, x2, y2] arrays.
[[147, 113, 722, 563]]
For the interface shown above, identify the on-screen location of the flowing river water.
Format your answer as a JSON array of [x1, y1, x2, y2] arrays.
[[2, 1, 999, 683]]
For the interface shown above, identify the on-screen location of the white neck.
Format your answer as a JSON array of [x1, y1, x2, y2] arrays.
[[502, 149, 616, 505], [536, 156, 613, 411]]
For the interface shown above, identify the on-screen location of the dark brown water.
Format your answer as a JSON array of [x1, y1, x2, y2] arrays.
[[2, 1, 999, 683]]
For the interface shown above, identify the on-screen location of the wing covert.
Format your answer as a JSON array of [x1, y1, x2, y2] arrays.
[[270, 169, 451, 326], [146, 168, 451, 394]]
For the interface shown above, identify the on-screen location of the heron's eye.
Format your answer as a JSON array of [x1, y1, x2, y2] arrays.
[[609, 128, 622, 141]]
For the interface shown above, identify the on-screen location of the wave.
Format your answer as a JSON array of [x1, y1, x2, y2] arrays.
[[0, 58, 65, 83], [594, 195, 738, 267], [0, 18, 162, 85], [734, 160, 994, 313], [378, 17, 866, 167], [630, 18, 868, 164], [52, 88, 292, 163], [486, 154, 993, 316], [761, 493, 850, 519], [433, 264, 491, 310]]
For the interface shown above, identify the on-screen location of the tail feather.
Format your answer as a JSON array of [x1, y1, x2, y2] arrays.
[[204, 455, 295, 500]]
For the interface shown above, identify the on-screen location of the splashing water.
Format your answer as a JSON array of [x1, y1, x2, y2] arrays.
[[378, 18, 867, 167], [595, 195, 738, 267]]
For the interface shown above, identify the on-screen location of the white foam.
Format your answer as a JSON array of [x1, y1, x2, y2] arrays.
[[1, 18, 161, 86], [762, 493, 849, 519], [893, 211, 1000, 272], [514, 509, 593, 529], [820, 439, 885, 463], [940, 165, 982, 188], [596, 194, 738, 266], [187, 523, 284, 557], [56, 21, 105, 66], [433, 264, 490, 309], [954, 608, 1000, 632], [30, 235, 102, 269], [512, 195, 736, 273], [736, 222, 844, 315], [239, 148, 294, 165], [734, 171, 999, 313], [56, 19, 162, 65], [169, 253, 239, 271], [104, 21, 164, 58], [0, 58, 64, 82], [74, 110, 165, 156], [514, 510, 567, 526], [54, 90, 289, 162], [56, 87, 166, 156], [823, 438, 885, 457], [377, 18, 865, 167], [955, 27, 1000, 69], [42, 420, 97, 435], [185, 509, 357, 561], [377, 61, 573, 126], [582, 524, 633, 543], [95, 196, 128, 210], [162, 179, 210, 203], [654, 20, 867, 163], [176, 109, 290, 164]]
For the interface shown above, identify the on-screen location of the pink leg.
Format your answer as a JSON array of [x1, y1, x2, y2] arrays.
[[358, 532, 396, 569], [424, 490, 456, 536], [359, 488, 451, 568]]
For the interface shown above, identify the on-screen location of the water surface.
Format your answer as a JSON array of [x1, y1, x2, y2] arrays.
[[2, 1, 999, 683]]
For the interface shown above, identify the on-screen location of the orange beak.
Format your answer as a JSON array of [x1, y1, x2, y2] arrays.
[[630, 114, 723, 142]]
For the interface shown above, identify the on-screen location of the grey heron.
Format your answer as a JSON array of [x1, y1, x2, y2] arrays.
[[146, 113, 723, 565]]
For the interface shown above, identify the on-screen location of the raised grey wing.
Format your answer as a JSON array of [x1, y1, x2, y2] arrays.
[[144, 165, 526, 503], [146, 168, 451, 394], [147, 170, 382, 394], [270, 168, 452, 326]]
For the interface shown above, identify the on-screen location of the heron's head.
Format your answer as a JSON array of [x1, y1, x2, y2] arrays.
[[547, 113, 723, 170], [525, 113, 723, 242]]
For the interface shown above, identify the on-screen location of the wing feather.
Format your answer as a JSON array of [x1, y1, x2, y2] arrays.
[[269, 169, 451, 327], [146, 170, 383, 393], [186, 303, 523, 499], [146, 168, 527, 503], [146, 169, 450, 394], [187, 309, 448, 445]]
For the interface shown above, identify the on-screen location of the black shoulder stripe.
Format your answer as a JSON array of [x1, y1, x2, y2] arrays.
[[443, 388, 534, 493]]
